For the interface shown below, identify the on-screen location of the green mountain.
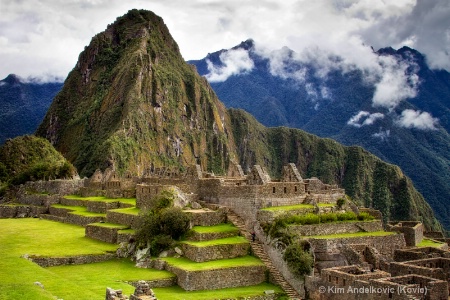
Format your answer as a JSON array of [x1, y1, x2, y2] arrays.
[[189, 40, 450, 229], [0, 74, 62, 145], [0, 135, 76, 188], [36, 9, 237, 176], [36, 9, 441, 230]]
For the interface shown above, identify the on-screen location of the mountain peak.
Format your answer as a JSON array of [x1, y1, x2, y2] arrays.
[[2, 74, 22, 85], [232, 39, 255, 51]]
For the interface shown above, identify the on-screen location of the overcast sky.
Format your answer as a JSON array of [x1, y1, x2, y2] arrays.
[[1, 0, 449, 81]]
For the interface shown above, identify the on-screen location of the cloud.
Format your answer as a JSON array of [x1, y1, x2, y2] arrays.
[[205, 48, 254, 82], [0, 0, 449, 81], [395, 109, 439, 130], [347, 111, 385, 128], [372, 129, 391, 141], [372, 56, 420, 110]]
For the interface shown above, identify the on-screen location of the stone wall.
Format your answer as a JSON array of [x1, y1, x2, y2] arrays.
[[106, 211, 141, 229], [26, 253, 115, 267], [390, 258, 450, 281], [187, 229, 239, 242], [387, 221, 423, 246], [85, 224, 125, 243], [16, 194, 61, 207], [393, 247, 450, 262], [185, 209, 227, 226], [308, 233, 406, 258], [20, 179, 85, 196], [288, 221, 383, 237], [164, 263, 266, 291], [66, 213, 105, 227], [181, 242, 249, 262], [0, 204, 47, 218]]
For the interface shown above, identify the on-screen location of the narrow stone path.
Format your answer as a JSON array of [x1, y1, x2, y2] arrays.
[[226, 211, 302, 300]]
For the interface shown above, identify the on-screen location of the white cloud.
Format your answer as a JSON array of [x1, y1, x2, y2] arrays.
[[395, 109, 439, 130], [372, 129, 391, 141], [372, 56, 420, 110], [347, 111, 385, 128], [205, 48, 254, 82], [0, 0, 449, 81]]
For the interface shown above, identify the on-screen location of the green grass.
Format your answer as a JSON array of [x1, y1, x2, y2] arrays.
[[153, 283, 285, 300], [417, 238, 445, 248], [89, 222, 129, 229], [64, 195, 136, 205], [190, 223, 239, 234], [182, 236, 248, 247], [109, 207, 140, 215], [118, 228, 136, 234], [161, 256, 264, 271], [261, 203, 335, 211], [47, 259, 174, 297], [307, 231, 396, 239], [0, 218, 119, 300], [51, 204, 106, 217]]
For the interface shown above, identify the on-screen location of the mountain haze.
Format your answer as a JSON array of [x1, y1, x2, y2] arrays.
[[189, 40, 450, 229], [36, 9, 441, 230], [0, 74, 62, 145]]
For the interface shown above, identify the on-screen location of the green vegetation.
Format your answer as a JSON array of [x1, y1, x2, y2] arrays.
[[190, 223, 240, 234], [182, 236, 248, 247], [229, 109, 442, 231], [90, 222, 129, 229], [307, 231, 396, 239], [152, 283, 284, 300], [0, 136, 76, 187], [51, 204, 106, 217], [109, 207, 140, 215], [64, 195, 136, 205], [417, 238, 445, 248], [162, 256, 264, 271], [0, 219, 115, 299], [135, 190, 190, 255], [283, 241, 314, 277]]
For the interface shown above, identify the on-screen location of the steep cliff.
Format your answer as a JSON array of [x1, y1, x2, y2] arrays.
[[37, 9, 237, 176]]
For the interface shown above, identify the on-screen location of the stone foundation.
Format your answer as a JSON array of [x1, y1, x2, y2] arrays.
[[85, 224, 128, 243], [187, 229, 239, 242], [0, 205, 47, 218], [288, 221, 383, 237], [165, 263, 267, 291], [181, 242, 250, 262], [26, 253, 115, 267], [185, 209, 227, 226], [106, 211, 141, 229], [66, 213, 105, 227]]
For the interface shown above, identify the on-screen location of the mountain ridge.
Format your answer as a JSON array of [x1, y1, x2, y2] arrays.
[[189, 41, 450, 229]]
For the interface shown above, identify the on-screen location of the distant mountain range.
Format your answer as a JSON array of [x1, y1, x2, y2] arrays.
[[0, 74, 62, 144], [189, 40, 450, 229]]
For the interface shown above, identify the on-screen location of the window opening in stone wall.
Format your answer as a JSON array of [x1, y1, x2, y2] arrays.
[[273, 187, 276, 193], [295, 186, 298, 192], [284, 187, 287, 193]]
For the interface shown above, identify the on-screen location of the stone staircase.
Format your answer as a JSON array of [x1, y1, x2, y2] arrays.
[[227, 211, 302, 300]]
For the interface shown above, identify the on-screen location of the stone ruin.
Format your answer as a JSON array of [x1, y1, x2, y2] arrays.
[[106, 281, 157, 300]]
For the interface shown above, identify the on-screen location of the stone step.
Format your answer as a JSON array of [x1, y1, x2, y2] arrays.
[[187, 223, 240, 241], [226, 210, 302, 299], [40, 214, 66, 223], [60, 196, 136, 213], [159, 256, 267, 291], [184, 209, 226, 226], [181, 236, 250, 262], [106, 207, 141, 229], [85, 222, 130, 244], [49, 204, 106, 227]]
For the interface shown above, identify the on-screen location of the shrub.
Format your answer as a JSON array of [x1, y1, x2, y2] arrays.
[[337, 211, 357, 221], [159, 207, 190, 240], [150, 189, 175, 211], [283, 242, 314, 278], [357, 212, 375, 221], [319, 212, 338, 223], [301, 213, 320, 225], [336, 198, 346, 209]]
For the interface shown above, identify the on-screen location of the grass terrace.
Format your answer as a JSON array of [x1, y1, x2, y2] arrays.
[[152, 283, 284, 300], [262, 203, 335, 211], [109, 207, 140, 215], [306, 231, 396, 239], [417, 238, 446, 248], [161, 256, 264, 271], [63, 195, 136, 206], [190, 223, 240, 234], [182, 236, 248, 247], [51, 204, 106, 217], [89, 222, 129, 229]]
